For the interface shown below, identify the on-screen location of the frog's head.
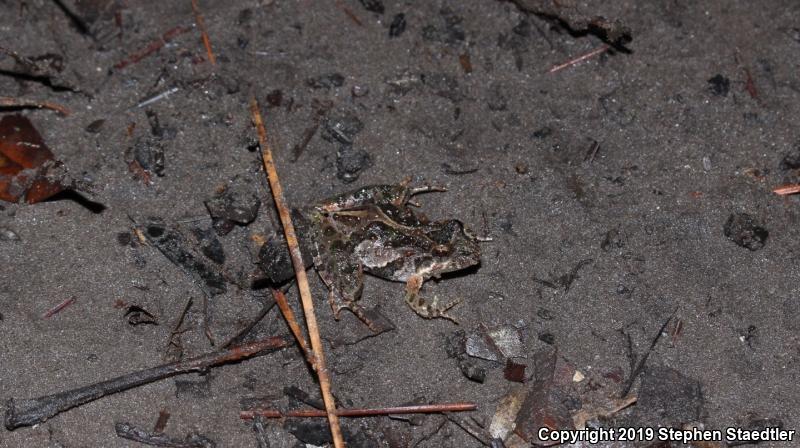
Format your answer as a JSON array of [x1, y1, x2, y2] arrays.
[[426, 219, 481, 274]]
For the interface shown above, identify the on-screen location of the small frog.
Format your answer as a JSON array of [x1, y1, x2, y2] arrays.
[[258, 183, 481, 328]]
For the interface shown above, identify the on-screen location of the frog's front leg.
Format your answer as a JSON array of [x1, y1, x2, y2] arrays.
[[404, 274, 461, 323]]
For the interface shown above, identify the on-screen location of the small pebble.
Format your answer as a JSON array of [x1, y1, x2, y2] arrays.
[[0, 227, 20, 241], [351, 84, 369, 97], [389, 13, 406, 37]]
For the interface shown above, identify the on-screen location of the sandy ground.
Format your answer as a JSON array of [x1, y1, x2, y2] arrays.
[[2, 0, 800, 447]]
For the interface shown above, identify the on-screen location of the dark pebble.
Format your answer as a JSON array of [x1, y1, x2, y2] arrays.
[[265, 89, 283, 108], [323, 109, 364, 145], [237, 8, 252, 25], [459, 359, 486, 383], [708, 74, 730, 96], [532, 127, 553, 139], [723, 213, 768, 251], [133, 137, 165, 177], [307, 73, 345, 89], [336, 145, 372, 183], [389, 13, 406, 37], [85, 119, 106, 133], [538, 332, 555, 345], [204, 175, 261, 234], [358, 0, 384, 14], [779, 142, 800, 170], [601, 228, 625, 251], [116, 231, 132, 246]]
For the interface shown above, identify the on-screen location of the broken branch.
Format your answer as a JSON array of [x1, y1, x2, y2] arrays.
[[190, 0, 216, 65], [548, 44, 610, 74], [272, 288, 315, 367], [0, 97, 71, 116], [4, 336, 288, 430], [773, 184, 800, 196], [250, 98, 345, 448], [240, 402, 477, 419]]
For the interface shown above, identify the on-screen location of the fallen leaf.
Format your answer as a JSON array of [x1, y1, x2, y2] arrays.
[[0, 114, 73, 203]]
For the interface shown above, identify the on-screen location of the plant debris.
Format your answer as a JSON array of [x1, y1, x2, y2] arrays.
[[4, 336, 288, 429], [125, 305, 158, 326], [204, 175, 261, 235], [389, 13, 407, 37], [509, 0, 632, 48], [136, 218, 228, 296], [0, 97, 70, 115], [513, 348, 576, 444], [723, 213, 768, 251], [115, 421, 216, 448], [0, 114, 80, 204], [618, 367, 703, 428], [41, 296, 77, 319], [336, 145, 372, 183]]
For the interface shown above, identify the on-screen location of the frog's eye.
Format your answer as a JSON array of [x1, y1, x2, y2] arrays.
[[432, 244, 451, 256]]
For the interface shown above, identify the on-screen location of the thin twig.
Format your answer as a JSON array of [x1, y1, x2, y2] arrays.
[[620, 309, 678, 397], [773, 184, 800, 196], [190, 0, 216, 65], [114, 25, 191, 70], [250, 98, 345, 448], [222, 299, 276, 349], [136, 86, 180, 108], [202, 295, 215, 346], [334, 0, 363, 27], [4, 337, 288, 430], [548, 44, 610, 74], [240, 402, 477, 419], [0, 97, 71, 116], [165, 298, 193, 359], [446, 414, 492, 446], [272, 288, 315, 367], [41, 296, 76, 319]]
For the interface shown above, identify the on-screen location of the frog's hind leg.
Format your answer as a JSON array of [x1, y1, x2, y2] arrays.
[[404, 274, 461, 323], [316, 253, 380, 331], [404, 184, 447, 207]]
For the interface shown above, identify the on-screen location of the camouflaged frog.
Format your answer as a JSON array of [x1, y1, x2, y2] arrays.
[[258, 183, 481, 328]]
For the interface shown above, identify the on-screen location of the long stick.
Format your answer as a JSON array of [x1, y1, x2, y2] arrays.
[[240, 402, 477, 419], [249, 99, 345, 447], [272, 288, 315, 367], [4, 337, 287, 430], [0, 96, 71, 115], [548, 44, 610, 73], [190, 0, 216, 65]]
